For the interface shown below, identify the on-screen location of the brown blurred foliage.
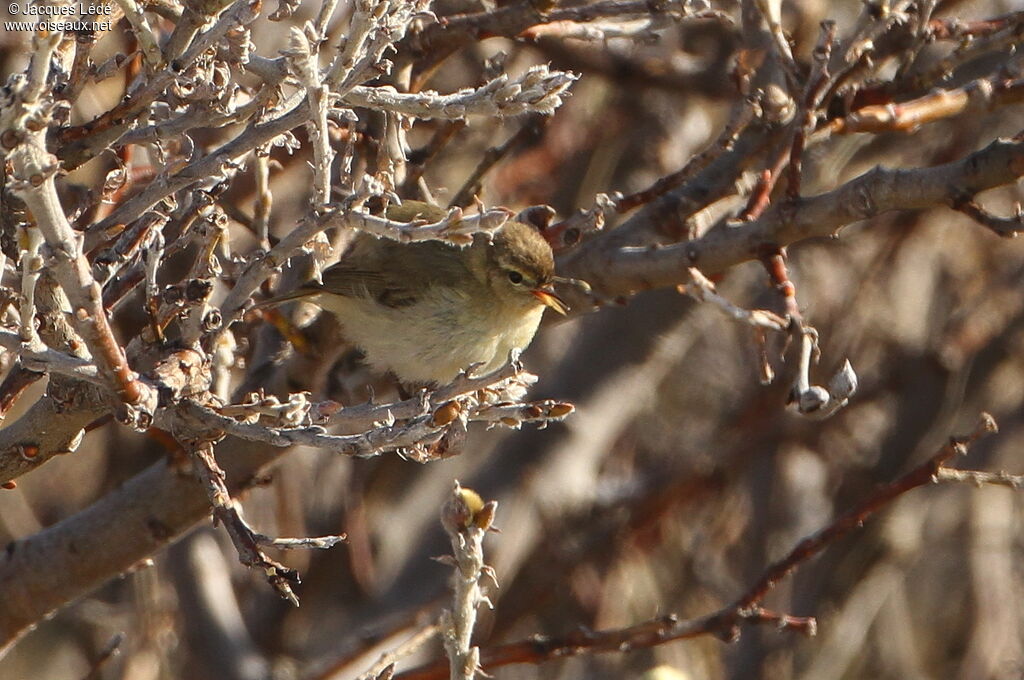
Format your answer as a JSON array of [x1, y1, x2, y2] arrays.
[[2, 0, 1024, 678]]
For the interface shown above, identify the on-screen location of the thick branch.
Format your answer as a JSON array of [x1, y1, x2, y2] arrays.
[[561, 134, 1024, 301], [0, 436, 283, 652]]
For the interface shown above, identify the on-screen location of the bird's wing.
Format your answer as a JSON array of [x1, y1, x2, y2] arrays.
[[312, 263, 392, 301], [310, 237, 473, 309]]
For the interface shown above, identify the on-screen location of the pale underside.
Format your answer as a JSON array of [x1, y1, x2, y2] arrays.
[[310, 286, 545, 384]]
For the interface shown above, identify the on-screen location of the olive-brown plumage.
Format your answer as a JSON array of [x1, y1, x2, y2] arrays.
[[260, 205, 566, 384]]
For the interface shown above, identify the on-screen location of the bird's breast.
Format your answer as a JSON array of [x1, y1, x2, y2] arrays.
[[317, 288, 545, 384]]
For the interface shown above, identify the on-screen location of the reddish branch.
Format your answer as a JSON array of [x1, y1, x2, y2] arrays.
[[787, 20, 837, 199], [738, 163, 783, 222], [396, 414, 999, 679], [75, 295, 146, 406], [396, 608, 814, 680], [727, 413, 996, 613], [741, 20, 838, 219], [828, 76, 1024, 135], [926, 10, 1024, 40], [759, 246, 800, 323]]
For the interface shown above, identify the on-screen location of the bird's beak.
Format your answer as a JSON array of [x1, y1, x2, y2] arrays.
[[532, 286, 569, 315]]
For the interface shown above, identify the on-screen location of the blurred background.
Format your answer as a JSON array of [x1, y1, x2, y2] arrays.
[[2, 0, 1024, 678]]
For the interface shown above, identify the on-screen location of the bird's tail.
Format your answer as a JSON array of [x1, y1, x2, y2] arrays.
[[251, 288, 318, 309]]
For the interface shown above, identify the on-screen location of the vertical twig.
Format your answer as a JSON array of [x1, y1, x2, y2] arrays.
[[17, 225, 43, 344], [252, 152, 273, 249], [439, 482, 497, 680], [787, 20, 837, 198], [287, 29, 335, 208]]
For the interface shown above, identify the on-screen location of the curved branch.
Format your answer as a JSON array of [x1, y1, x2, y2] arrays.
[[561, 134, 1024, 301]]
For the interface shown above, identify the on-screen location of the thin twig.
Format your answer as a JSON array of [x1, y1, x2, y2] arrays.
[[450, 115, 547, 208], [188, 440, 302, 605], [357, 624, 442, 680]]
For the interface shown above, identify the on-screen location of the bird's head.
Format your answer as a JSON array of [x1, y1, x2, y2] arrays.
[[485, 220, 568, 315]]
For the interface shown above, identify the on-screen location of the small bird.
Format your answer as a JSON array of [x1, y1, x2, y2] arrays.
[[259, 203, 567, 384]]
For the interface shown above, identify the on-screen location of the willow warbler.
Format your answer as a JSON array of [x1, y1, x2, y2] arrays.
[[259, 203, 567, 384]]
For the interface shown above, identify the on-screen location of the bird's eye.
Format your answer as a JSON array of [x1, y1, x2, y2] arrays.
[[507, 270, 524, 285]]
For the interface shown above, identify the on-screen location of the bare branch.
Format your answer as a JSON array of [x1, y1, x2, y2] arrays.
[[343, 67, 577, 119], [188, 440, 302, 605]]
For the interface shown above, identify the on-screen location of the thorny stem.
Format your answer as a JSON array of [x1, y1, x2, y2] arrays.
[[439, 483, 496, 680]]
